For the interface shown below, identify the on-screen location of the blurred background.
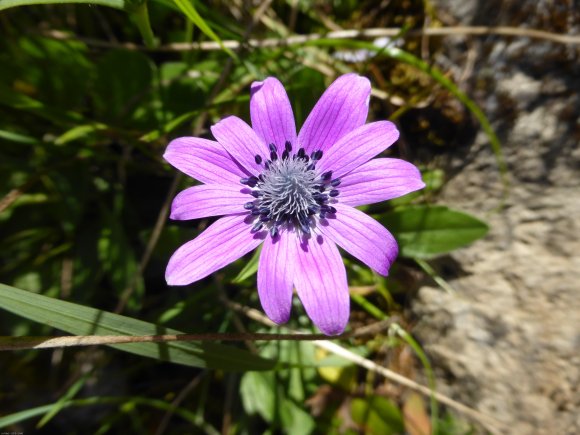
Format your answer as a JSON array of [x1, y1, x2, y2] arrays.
[[0, 1, 578, 434]]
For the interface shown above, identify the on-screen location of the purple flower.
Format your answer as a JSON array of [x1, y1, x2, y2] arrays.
[[164, 74, 424, 335]]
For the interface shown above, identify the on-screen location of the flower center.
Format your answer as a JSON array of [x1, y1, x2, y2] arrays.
[[240, 141, 341, 237]]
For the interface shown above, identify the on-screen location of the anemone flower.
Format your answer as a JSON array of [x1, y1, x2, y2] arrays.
[[164, 73, 424, 335]]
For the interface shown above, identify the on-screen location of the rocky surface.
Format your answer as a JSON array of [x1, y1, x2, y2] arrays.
[[411, 1, 580, 434]]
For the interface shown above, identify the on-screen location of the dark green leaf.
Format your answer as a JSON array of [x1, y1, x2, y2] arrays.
[[0, 283, 276, 371], [380, 205, 489, 258]]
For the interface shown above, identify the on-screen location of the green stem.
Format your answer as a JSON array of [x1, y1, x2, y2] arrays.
[[391, 323, 439, 435], [416, 258, 456, 295], [132, 1, 156, 49]]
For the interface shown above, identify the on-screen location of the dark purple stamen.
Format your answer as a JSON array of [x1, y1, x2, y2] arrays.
[[240, 177, 250, 185], [299, 219, 311, 235], [285, 141, 292, 152], [244, 202, 255, 210], [327, 206, 337, 214], [260, 215, 271, 222], [255, 154, 263, 164], [246, 176, 258, 187], [322, 171, 333, 181], [329, 190, 340, 197], [270, 151, 278, 161], [251, 209, 261, 215], [307, 163, 316, 171], [330, 178, 341, 187], [297, 148, 305, 158], [311, 150, 323, 161], [282, 150, 289, 160], [251, 191, 262, 198], [270, 226, 278, 238], [269, 143, 277, 153], [252, 222, 263, 232]]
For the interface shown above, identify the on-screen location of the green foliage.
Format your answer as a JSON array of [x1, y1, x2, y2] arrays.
[[0, 283, 276, 370], [381, 205, 489, 258], [0, 2, 496, 433], [350, 395, 405, 435]]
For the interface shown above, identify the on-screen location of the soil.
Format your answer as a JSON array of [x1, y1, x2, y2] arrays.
[[410, 1, 580, 434]]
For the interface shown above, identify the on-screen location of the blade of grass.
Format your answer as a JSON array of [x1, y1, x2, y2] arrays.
[[0, 0, 127, 10], [171, 0, 236, 59], [0, 283, 276, 371], [0, 396, 219, 433], [391, 323, 439, 435], [37, 373, 90, 428], [131, 1, 157, 48]]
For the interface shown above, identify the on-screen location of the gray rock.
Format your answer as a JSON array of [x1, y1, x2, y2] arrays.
[[411, 1, 580, 433]]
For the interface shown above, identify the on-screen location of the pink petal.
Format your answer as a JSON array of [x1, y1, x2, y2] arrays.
[[317, 204, 398, 276], [170, 184, 252, 220], [294, 234, 349, 335], [339, 158, 425, 207], [316, 121, 399, 180], [297, 73, 371, 154], [211, 116, 269, 176], [257, 229, 296, 324], [250, 77, 297, 150], [166, 215, 265, 286], [164, 137, 249, 185]]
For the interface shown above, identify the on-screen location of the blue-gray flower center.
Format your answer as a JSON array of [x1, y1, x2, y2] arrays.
[[241, 142, 341, 237]]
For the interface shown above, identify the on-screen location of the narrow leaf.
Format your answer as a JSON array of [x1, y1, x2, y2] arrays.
[[171, 0, 236, 58], [0, 283, 276, 371], [0, 0, 127, 11]]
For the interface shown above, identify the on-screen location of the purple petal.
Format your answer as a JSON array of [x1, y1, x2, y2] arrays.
[[211, 116, 269, 176], [316, 121, 399, 180], [317, 203, 398, 276], [297, 73, 371, 154], [170, 184, 252, 220], [166, 215, 265, 285], [164, 137, 249, 185], [257, 229, 296, 324], [294, 234, 349, 335], [250, 77, 297, 150], [339, 158, 425, 207]]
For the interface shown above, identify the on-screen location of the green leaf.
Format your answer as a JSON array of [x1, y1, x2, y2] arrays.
[[0, 283, 276, 371], [171, 0, 236, 59], [240, 371, 315, 433], [351, 395, 405, 435], [0, 129, 40, 145], [240, 371, 276, 421], [380, 205, 489, 258], [0, 0, 127, 11], [55, 124, 107, 145]]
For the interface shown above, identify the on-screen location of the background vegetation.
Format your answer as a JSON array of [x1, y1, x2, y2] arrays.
[[0, 1, 498, 433]]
